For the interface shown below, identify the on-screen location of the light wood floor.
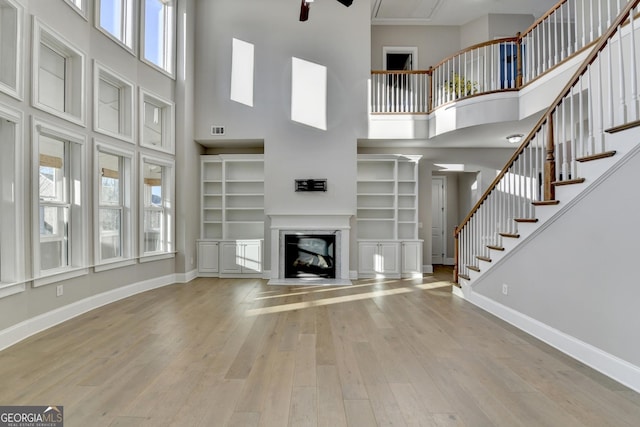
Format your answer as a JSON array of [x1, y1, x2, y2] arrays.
[[1, 266, 639, 426]]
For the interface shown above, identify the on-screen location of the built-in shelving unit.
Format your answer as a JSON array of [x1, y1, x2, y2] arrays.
[[357, 154, 422, 278], [199, 154, 264, 277]]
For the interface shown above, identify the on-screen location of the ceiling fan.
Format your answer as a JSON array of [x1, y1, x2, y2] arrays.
[[300, 0, 353, 22]]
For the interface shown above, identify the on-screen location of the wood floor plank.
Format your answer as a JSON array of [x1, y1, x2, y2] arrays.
[[0, 271, 639, 427]]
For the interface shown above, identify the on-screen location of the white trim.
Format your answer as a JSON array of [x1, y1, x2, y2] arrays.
[[349, 270, 359, 280], [0, 274, 177, 352], [0, 0, 24, 100], [175, 269, 197, 283], [444, 257, 455, 266], [63, 0, 88, 19], [382, 46, 418, 70], [139, 252, 175, 263], [455, 285, 640, 394], [423, 264, 433, 274], [33, 268, 88, 288], [0, 283, 25, 299]]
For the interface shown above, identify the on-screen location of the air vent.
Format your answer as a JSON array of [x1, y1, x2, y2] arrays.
[[211, 125, 225, 135]]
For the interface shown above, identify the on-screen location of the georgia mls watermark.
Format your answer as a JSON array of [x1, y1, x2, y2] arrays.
[[0, 406, 63, 427]]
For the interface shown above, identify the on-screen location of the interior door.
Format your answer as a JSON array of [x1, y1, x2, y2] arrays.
[[431, 177, 445, 264]]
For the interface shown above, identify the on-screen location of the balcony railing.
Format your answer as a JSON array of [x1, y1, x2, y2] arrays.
[[370, 0, 632, 114]]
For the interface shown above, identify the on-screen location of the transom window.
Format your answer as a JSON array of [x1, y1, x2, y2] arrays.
[[94, 62, 135, 143], [0, 0, 22, 99], [142, 0, 176, 76], [97, 0, 135, 52]]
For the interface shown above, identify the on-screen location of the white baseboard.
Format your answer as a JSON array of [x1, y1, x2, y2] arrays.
[[175, 269, 198, 283], [444, 257, 455, 266], [262, 270, 271, 280], [350, 270, 359, 280], [457, 286, 640, 394], [423, 264, 433, 274], [0, 274, 177, 352]]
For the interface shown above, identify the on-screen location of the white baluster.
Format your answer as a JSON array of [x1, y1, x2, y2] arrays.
[[617, 26, 627, 123], [630, 11, 638, 120]]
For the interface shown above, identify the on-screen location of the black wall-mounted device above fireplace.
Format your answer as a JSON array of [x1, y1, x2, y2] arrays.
[[295, 179, 327, 192]]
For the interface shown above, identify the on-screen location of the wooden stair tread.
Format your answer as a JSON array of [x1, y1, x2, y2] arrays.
[[499, 232, 520, 238], [487, 245, 505, 251], [577, 151, 616, 162], [552, 178, 586, 186], [605, 120, 640, 134], [458, 274, 470, 281], [532, 200, 560, 206], [476, 256, 492, 262], [467, 265, 481, 272], [514, 218, 539, 223]]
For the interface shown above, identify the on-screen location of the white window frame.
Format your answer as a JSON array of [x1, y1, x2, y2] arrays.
[[32, 117, 87, 287], [139, 154, 174, 262], [93, 61, 135, 144], [139, 88, 175, 154], [0, 102, 25, 299], [140, 0, 176, 77], [32, 17, 86, 127], [63, 0, 88, 19], [94, 141, 136, 271], [0, 0, 23, 100], [95, 0, 136, 55]]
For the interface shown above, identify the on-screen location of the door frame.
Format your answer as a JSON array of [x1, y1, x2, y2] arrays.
[[382, 46, 418, 70], [431, 175, 447, 265]]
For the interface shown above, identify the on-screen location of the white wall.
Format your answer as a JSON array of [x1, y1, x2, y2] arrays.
[[472, 143, 640, 368]]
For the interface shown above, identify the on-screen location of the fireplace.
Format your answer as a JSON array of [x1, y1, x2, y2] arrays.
[[268, 214, 352, 285], [284, 234, 336, 279]]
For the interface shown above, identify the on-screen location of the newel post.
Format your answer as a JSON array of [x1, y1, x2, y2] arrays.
[[453, 227, 459, 283], [427, 66, 434, 112], [544, 113, 556, 201], [516, 32, 523, 88]]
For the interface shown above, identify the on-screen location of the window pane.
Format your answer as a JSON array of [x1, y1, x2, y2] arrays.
[[39, 136, 65, 202], [143, 162, 162, 206], [144, 209, 162, 252], [100, 207, 121, 260], [99, 152, 120, 205], [100, 0, 123, 40], [39, 205, 68, 270], [39, 44, 65, 112], [98, 78, 121, 134], [143, 101, 163, 147], [144, 0, 164, 67]]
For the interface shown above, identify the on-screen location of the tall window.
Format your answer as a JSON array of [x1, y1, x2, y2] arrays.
[[0, 0, 22, 99], [97, 0, 135, 51], [33, 19, 86, 126], [64, 0, 86, 17], [94, 62, 134, 143], [0, 103, 24, 298], [95, 143, 134, 270], [33, 119, 86, 286], [140, 156, 174, 260], [142, 0, 175, 75]]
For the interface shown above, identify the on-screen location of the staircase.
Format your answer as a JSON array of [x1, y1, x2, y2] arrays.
[[455, 0, 640, 287], [452, 1, 640, 392]]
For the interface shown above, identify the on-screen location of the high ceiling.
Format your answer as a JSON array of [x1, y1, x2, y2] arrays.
[[371, 0, 559, 26]]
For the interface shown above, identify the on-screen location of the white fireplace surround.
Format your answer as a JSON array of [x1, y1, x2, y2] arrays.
[[268, 214, 352, 285]]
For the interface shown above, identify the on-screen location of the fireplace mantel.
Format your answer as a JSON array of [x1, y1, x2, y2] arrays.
[[268, 214, 352, 285]]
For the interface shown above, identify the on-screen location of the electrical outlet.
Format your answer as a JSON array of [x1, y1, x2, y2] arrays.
[[502, 284, 508, 295], [56, 285, 63, 297]]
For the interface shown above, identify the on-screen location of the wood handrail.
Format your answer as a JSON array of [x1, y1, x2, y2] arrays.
[[520, 0, 569, 38], [370, 70, 431, 75], [431, 37, 519, 70], [455, 0, 639, 240]]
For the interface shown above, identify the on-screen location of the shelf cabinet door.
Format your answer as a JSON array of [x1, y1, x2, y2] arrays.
[[401, 241, 422, 278], [379, 242, 400, 276], [242, 241, 262, 274], [220, 242, 243, 274], [358, 242, 379, 276], [198, 241, 219, 274]]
